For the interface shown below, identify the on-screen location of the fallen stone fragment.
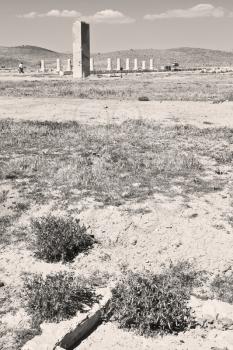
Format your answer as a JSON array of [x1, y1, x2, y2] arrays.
[[22, 288, 112, 350]]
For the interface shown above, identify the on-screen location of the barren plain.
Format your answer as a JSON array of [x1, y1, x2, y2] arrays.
[[0, 72, 233, 350]]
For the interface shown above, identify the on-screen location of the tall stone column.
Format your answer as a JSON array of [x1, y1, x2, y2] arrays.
[[125, 58, 130, 71], [56, 59, 61, 72], [67, 59, 72, 71], [149, 58, 154, 71], [133, 58, 138, 71], [116, 58, 121, 71], [107, 58, 112, 71], [142, 60, 146, 70], [73, 21, 90, 78], [40, 60, 45, 72]]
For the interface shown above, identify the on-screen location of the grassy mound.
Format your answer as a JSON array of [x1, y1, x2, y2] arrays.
[[32, 215, 95, 263], [23, 272, 99, 322], [106, 263, 198, 335]]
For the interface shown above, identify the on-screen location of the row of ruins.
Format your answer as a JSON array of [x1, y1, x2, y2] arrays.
[[39, 57, 178, 74]]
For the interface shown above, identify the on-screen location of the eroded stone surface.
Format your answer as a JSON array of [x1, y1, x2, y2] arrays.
[[73, 21, 90, 78]]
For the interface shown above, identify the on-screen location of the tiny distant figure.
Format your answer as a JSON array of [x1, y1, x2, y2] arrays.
[[120, 66, 123, 78], [18, 62, 24, 74]]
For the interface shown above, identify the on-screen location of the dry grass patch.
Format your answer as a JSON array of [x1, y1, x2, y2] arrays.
[[1, 73, 233, 101], [0, 119, 231, 206], [32, 215, 95, 263], [23, 272, 99, 323], [211, 272, 233, 304], [105, 262, 202, 336]]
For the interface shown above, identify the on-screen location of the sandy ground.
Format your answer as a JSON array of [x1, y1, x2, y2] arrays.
[[1, 97, 233, 349], [1, 96, 233, 128], [78, 323, 233, 350]]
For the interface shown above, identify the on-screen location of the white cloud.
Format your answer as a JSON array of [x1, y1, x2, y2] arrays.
[[83, 9, 135, 24], [18, 11, 37, 19], [46, 10, 81, 18], [144, 3, 226, 20], [18, 9, 81, 19], [17, 8, 134, 23]]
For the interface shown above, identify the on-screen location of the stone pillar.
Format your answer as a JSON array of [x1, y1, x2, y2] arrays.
[[142, 60, 146, 70], [149, 58, 154, 71], [40, 60, 45, 72], [133, 58, 138, 71], [73, 21, 90, 78], [125, 58, 130, 71], [116, 58, 121, 71], [67, 59, 72, 71], [56, 59, 61, 72], [90, 58, 94, 72], [107, 58, 112, 71]]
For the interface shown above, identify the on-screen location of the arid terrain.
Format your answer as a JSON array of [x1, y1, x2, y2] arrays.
[[0, 71, 233, 350], [1, 45, 233, 70]]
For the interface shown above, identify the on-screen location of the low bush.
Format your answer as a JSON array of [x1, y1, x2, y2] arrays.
[[31, 215, 95, 263], [211, 272, 233, 304], [138, 96, 150, 101], [23, 272, 99, 322], [105, 263, 197, 336]]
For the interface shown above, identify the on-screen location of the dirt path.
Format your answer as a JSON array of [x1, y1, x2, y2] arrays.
[[1, 97, 233, 128]]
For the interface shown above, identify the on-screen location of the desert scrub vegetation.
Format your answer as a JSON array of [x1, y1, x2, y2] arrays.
[[0, 119, 231, 205], [1, 73, 233, 101], [211, 272, 233, 304], [31, 215, 95, 263], [23, 272, 99, 323], [105, 262, 199, 336]]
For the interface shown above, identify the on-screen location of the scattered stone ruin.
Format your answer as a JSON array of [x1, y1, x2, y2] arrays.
[[37, 21, 178, 77]]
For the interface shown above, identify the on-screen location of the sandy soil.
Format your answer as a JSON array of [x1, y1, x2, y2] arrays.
[[1, 97, 233, 349], [78, 323, 233, 350], [1, 96, 233, 128]]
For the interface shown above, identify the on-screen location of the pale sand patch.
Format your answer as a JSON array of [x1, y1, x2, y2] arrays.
[[1, 97, 233, 128]]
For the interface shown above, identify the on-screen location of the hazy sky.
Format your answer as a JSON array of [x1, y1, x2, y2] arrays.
[[1, 0, 233, 52]]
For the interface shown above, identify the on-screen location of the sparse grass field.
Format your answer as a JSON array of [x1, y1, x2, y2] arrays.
[[1, 73, 233, 349], [0, 118, 231, 208], [1, 72, 233, 101]]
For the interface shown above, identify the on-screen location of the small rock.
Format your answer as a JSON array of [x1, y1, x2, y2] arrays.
[[129, 237, 137, 246], [189, 213, 198, 219], [196, 317, 204, 326], [0, 281, 4, 288], [203, 314, 215, 324], [220, 317, 233, 328], [224, 270, 232, 278], [215, 323, 224, 330]]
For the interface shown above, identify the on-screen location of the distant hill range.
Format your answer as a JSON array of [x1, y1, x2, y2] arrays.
[[0, 45, 69, 70], [1, 45, 233, 70]]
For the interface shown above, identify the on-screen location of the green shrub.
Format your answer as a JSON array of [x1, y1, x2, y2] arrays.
[[31, 215, 95, 263], [105, 263, 196, 336], [211, 272, 233, 304], [23, 272, 99, 322]]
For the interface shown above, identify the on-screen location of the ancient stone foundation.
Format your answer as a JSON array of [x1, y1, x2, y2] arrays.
[[73, 21, 90, 78]]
